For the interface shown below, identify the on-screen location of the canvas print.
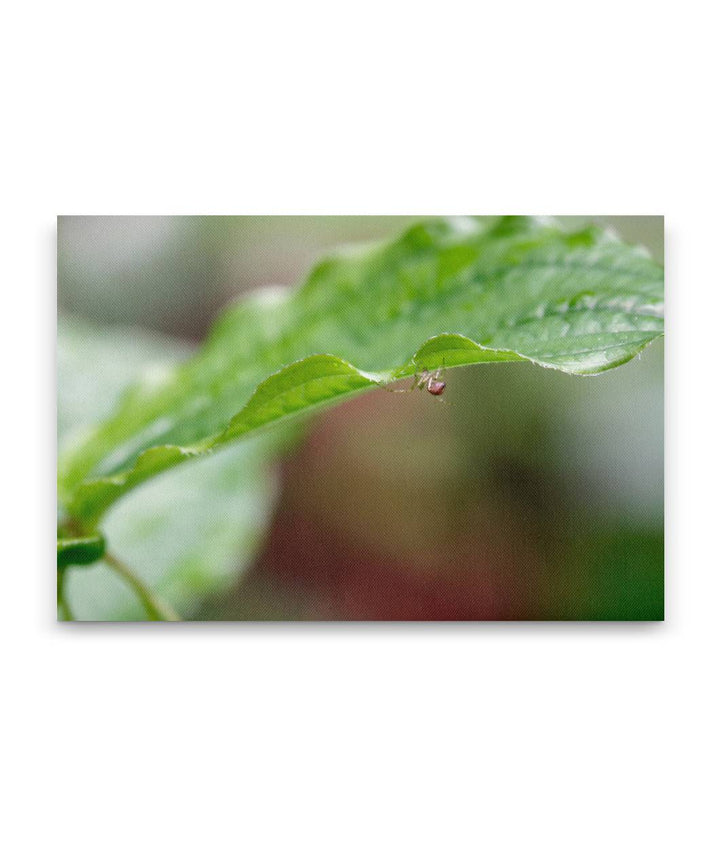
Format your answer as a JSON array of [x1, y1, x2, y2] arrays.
[[57, 216, 664, 621]]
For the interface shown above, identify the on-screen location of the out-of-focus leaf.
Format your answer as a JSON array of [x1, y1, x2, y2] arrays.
[[59, 216, 664, 528], [58, 317, 286, 620], [57, 314, 193, 455], [64, 441, 281, 620]]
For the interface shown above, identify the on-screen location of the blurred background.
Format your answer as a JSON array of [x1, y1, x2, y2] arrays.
[[58, 216, 663, 620]]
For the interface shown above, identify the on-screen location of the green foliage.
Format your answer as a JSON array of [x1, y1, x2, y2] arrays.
[[57, 534, 106, 570], [58, 216, 664, 587], [58, 317, 290, 619]]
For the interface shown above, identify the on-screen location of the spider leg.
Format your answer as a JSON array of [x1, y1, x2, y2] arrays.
[[381, 374, 417, 393], [380, 379, 409, 393]]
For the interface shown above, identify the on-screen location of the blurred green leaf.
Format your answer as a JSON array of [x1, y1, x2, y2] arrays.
[[58, 317, 286, 620], [57, 314, 192, 445], [59, 216, 664, 529], [64, 443, 282, 620]]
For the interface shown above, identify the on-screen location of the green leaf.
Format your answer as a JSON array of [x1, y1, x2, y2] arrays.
[[57, 534, 106, 569], [59, 216, 663, 528], [58, 317, 290, 619], [57, 314, 193, 447], [63, 442, 282, 620]]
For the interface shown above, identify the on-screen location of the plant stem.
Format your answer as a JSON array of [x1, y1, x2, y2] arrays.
[[57, 571, 75, 621], [103, 552, 181, 621]]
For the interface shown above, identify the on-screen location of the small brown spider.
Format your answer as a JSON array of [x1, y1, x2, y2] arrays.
[[414, 368, 446, 396], [384, 368, 446, 396]]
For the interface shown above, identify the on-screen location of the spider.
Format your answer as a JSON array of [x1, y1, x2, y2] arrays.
[[413, 368, 446, 396], [384, 367, 446, 396]]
